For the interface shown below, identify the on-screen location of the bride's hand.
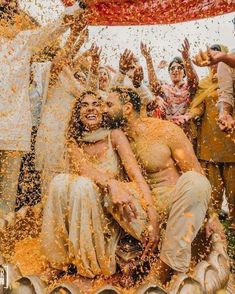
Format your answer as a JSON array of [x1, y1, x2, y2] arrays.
[[108, 180, 137, 222]]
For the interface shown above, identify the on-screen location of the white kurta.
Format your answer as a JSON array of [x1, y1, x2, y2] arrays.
[[35, 67, 83, 174], [0, 19, 68, 152]]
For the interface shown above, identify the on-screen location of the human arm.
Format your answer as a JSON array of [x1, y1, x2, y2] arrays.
[[111, 129, 160, 252], [71, 27, 89, 59], [179, 38, 199, 91], [218, 103, 235, 132], [140, 42, 161, 95], [167, 124, 203, 174], [68, 139, 138, 222], [193, 48, 235, 68], [49, 18, 88, 86], [58, 66, 84, 98], [219, 53, 235, 68], [217, 61, 235, 132], [86, 44, 102, 91], [26, 2, 86, 54], [111, 49, 134, 87], [173, 101, 205, 126], [68, 140, 111, 185]]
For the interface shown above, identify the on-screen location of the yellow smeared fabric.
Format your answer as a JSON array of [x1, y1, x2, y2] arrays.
[[189, 71, 218, 116], [188, 44, 229, 117]]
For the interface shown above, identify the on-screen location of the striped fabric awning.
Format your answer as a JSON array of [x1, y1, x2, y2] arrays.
[[62, 0, 235, 25]]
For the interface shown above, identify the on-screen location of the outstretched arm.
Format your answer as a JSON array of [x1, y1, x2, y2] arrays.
[[140, 42, 161, 95], [49, 17, 88, 86], [27, 3, 86, 54], [86, 44, 102, 91], [111, 49, 134, 86], [111, 129, 160, 252], [193, 48, 235, 68], [72, 27, 89, 59], [179, 38, 199, 92]]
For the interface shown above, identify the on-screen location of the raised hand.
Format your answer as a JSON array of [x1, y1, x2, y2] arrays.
[[157, 60, 168, 69], [193, 47, 226, 67], [79, 27, 89, 43], [119, 49, 134, 75], [132, 65, 144, 88], [140, 42, 151, 59], [218, 113, 235, 132], [148, 96, 167, 113], [90, 43, 102, 67], [178, 38, 190, 61]]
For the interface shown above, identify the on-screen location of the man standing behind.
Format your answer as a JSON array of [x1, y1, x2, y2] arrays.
[[193, 46, 235, 132], [0, 0, 87, 229]]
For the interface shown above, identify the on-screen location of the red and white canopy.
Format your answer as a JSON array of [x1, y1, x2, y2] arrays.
[[62, 0, 235, 25]]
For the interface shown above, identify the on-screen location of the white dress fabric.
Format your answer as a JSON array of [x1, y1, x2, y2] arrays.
[[0, 19, 68, 152], [41, 131, 147, 278], [35, 67, 83, 173]]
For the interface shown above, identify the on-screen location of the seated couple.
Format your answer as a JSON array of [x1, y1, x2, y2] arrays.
[[41, 87, 217, 289]]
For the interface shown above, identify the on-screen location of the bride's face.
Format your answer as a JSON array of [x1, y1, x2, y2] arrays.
[[79, 94, 103, 131]]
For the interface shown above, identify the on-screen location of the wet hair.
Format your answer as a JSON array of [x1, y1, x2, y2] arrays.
[[168, 56, 186, 76], [210, 44, 222, 52], [110, 87, 141, 113], [67, 91, 102, 141]]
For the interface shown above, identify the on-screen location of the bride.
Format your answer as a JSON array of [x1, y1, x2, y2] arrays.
[[41, 90, 159, 285]]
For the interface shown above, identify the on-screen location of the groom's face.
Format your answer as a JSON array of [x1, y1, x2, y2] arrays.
[[104, 92, 126, 129]]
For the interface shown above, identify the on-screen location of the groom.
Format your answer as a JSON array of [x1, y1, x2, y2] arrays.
[[104, 86, 225, 284]]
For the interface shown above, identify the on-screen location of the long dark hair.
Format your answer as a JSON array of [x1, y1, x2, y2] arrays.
[[67, 91, 98, 142]]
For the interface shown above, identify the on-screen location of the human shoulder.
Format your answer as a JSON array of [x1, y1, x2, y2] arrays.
[[142, 118, 186, 143], [141, 117, 176, 129], [110, 128, 127, 143], [158, 119, 186, 139]]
